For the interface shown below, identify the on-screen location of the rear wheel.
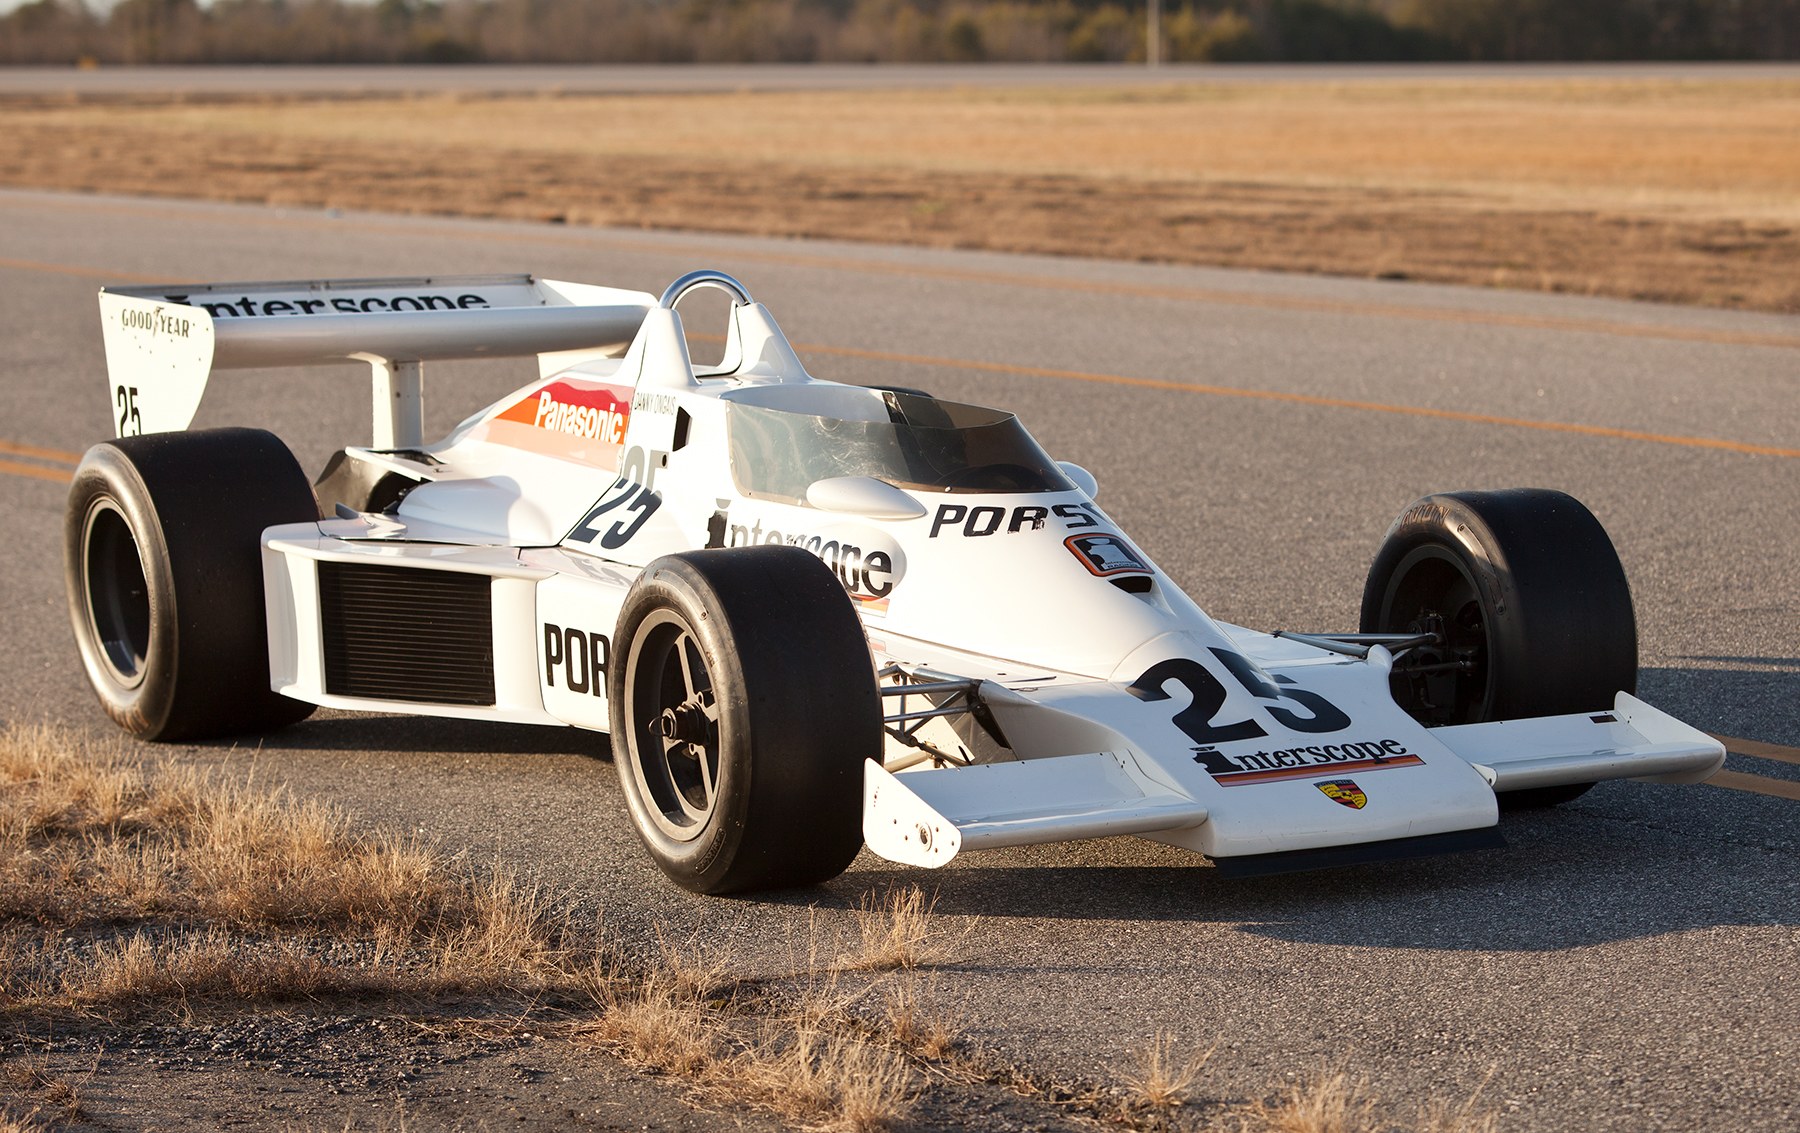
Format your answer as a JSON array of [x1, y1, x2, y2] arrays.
[[64, 428, 320, 741], [609, 546, 879, 894], [1360, 489, 1637, 808]]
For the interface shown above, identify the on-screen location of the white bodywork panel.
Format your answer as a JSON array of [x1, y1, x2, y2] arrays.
[[864, 753, 1209, 867], [103, 269, 1725, 876], [1435, 694, 1725, 789]]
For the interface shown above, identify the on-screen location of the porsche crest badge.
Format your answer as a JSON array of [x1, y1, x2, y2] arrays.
[[1317, 780, 1367, 809]]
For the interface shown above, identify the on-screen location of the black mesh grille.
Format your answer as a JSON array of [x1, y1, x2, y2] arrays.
[[319, 562, 495, 705]]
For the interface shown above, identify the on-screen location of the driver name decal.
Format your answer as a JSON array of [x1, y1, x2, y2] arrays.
[[1191, 738, 1424, 786]]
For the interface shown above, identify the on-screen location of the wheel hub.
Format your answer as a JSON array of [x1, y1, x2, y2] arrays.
[[651, 692, 716, 747]]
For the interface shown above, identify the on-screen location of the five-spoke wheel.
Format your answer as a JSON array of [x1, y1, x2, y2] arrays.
[[609, 546, 880, 894]]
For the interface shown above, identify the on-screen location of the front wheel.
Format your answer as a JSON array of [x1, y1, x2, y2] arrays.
[[608, 547, 880, 894], [1360, 488, 1637, 808]]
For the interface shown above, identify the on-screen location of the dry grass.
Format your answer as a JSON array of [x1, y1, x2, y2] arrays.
[[1, 723, 932, 1129], [1, 79, 1795, 310], [56, 931, 333, 1007], [589, 964, 723, 1077], [0, 722, 584, 1013], [3, 725, 1511, 1133], [0, 1112, 42, 1133], [882, 974, 959, 1061], [19, 80, 1799, 215], [1240, 1069, 1380, 1133], [585, 951, 916, 1131], [1417, 1070, 1500, 1133], [1236, 1068, 1500, 1133], [738, 1023, 913, 1132], [0, 1056, 90, 1129], [1121, 1030, 1215, 1111], [849, 885, 974, 972], [575, 891, 981, 1129]]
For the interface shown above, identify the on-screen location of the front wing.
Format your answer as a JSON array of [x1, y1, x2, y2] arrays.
[[863, 691, 1724, 870]]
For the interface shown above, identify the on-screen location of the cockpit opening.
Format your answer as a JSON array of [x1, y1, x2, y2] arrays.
[[723, 385, 1073, 503]]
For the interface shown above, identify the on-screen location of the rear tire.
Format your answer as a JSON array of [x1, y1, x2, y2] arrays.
[[64, 428, 320, 741], [609, 546, 879, 894], [1360, 489, 1637, 809]]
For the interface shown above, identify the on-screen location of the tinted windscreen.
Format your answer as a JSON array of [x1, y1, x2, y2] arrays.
[[725, 388, 1072, 502]]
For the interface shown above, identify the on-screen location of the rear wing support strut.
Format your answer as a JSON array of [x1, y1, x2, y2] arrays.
[[360, 355, 424, 449]]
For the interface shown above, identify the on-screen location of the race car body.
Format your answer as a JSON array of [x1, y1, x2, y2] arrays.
[[71, 270, 1725, 892]]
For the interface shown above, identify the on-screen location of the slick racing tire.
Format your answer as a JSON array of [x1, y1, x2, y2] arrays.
[[1360, 489, 1637, 809], [609, 546, 879, 895], [64, 428, 320, 742]]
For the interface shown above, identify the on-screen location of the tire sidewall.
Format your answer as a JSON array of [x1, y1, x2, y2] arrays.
[[608, 546, 877, 895], [609, 561, 755, 890], [1362, 489, 1636, 724], [64, 449, 181, 739], [62, 428, 320, 742], [1365, 519, 1505, 718]]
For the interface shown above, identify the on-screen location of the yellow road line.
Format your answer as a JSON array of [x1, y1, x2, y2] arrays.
[[1712, 734, 1800, 767], [0, 438, 82, 465], [734, 250, 1800, 354], [10, 196, 1800, 352], [794, 340, 1800, 459], [1704, 769, 1800, 803], [0, 457, 72, 484], [0, 255, 184, 286]]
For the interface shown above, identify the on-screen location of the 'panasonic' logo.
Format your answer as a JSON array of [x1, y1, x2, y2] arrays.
[[535, 391, 626, 444]]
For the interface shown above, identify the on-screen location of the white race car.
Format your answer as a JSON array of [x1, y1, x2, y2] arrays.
[[68, 270, 1725, 893]]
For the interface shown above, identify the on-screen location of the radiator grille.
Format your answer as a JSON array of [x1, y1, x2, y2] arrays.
[[318, 562, 495, 705]]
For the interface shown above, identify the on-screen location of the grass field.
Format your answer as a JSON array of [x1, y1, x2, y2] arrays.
[[2, 76, 1797, 309]]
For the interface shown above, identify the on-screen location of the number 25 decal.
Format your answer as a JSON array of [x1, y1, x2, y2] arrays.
[[115, 385, 141, 437], [568, 446, 665, 550], [1126, 648, 1351, 744]]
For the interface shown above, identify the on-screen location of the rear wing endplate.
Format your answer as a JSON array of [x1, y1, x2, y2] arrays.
[[99, 275, 653, 447]]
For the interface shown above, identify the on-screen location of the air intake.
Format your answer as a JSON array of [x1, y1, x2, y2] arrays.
[[318, 562, 495, 705]]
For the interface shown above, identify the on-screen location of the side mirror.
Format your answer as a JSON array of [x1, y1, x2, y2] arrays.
[[806, 476, 926, 520], [1058, 462, 1099, 499]]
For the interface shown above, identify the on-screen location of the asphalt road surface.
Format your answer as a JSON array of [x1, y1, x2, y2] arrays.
[[2, 188, 1797, 1130]]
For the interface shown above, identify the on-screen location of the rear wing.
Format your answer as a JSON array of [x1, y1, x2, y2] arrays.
[[98, 275, 654, 448]]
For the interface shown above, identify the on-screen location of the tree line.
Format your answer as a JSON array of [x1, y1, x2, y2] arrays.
[[2, 0, 1795, 66]]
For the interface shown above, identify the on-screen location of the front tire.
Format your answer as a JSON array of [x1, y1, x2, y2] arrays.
[[1360, 489, 1637, 808], [64, 428, 320, 742], [608, 547, 880, 894]]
